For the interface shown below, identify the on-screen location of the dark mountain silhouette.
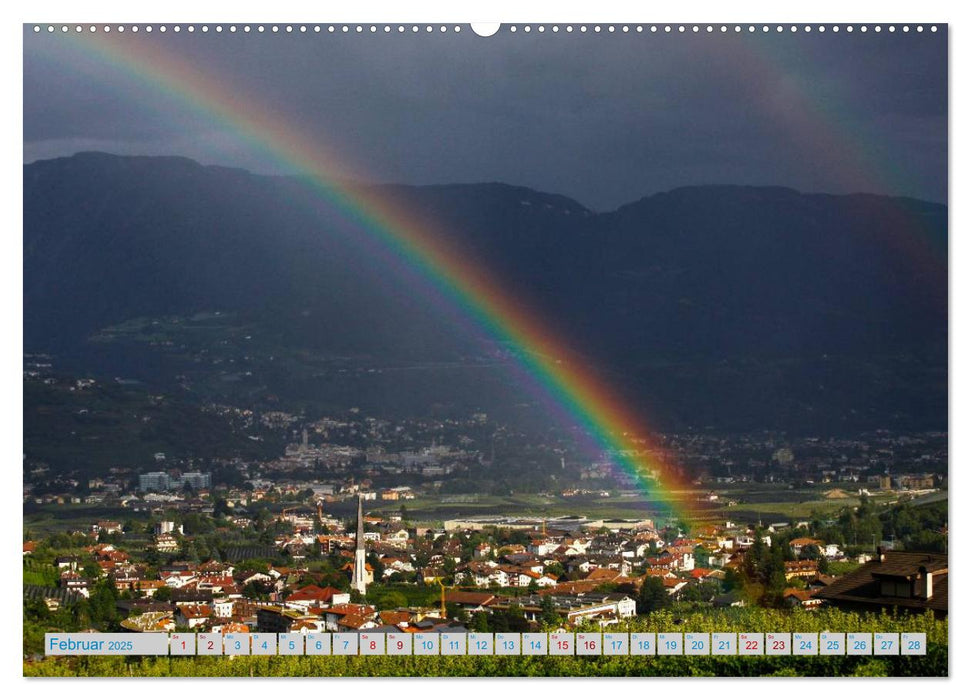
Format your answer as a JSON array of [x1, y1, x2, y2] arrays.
[[24, 153, 947, 433]]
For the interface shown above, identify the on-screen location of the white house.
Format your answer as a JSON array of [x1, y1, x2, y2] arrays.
[[175, 605, 211, 629], [211, 599, 234, 618], [823, 544, 843, 558]]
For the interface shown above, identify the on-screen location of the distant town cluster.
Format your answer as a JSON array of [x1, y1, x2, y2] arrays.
[[23, 362, 947, 657]]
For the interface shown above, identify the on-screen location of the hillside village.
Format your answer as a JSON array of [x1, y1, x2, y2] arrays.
[[23, 387, 948, 648], [23, 489, 947, 646]]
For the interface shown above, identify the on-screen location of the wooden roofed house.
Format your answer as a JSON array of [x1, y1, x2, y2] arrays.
[[443, 591, 497, 612], [816, 549, 947, 619]]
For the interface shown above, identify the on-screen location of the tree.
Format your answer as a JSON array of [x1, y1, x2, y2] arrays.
[[375, 591, 408, 610], [85, 579, 120, 630], [213, 498, 230, 519], [802, 544, 830, 574], [237, 559, 270, 574], [636, 577, 671, 614], [445, 602, 469, 624], [502, 604, 529, 632], [802, 544, 823, 561], [244, 581, 270, 601], [744, 533, 769, 582], [539, 594, 560, 626], [471, 610, 490, 632], [442, 556, 457, 585], [82, 562, 101, 581], [679, 580, 721, 604], [367, 552, 385, 581], [764, 549, 788, 606]]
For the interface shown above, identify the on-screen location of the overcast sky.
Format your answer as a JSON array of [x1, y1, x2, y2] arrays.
[[23, 25, 947, 211]]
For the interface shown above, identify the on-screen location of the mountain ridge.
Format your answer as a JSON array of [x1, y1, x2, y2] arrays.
[[23, 152, 948, 433], [26, 151, 948, 213]]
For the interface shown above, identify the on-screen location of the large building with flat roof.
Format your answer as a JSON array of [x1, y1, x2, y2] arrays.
[[138, 471, 211, 491]]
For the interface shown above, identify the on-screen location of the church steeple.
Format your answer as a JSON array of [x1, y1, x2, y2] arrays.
[[352, 493, 367, 595]]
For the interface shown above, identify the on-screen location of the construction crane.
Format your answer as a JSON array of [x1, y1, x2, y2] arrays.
[[432, 577, 456, 619]]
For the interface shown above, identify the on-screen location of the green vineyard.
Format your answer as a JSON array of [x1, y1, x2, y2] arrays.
[[24, 608, 947, 677]]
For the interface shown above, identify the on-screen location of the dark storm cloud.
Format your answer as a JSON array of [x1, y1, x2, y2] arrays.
[[23, 26, 947, 210]]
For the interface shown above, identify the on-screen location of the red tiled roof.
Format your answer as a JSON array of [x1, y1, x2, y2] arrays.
[[327, 603, 375, 617], [379, 610, 412, 626], [785, 560, 819, 571], [662, 578, 688, 588], [198, 575, 234, 588], [177, 604, 212, 618], [444, 591, 496, 606], [339, 613, 371, 629], [285, 585, 342, 603], [584, 568, 620, 581]]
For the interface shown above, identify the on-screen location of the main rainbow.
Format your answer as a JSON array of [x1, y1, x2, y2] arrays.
[[52, 28, 696, 521]]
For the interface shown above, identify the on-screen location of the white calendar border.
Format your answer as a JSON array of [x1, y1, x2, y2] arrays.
[[4, 0, 962, 697]]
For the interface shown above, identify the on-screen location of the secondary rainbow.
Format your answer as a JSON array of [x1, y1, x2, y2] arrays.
[[49, 27, 695, 520]]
